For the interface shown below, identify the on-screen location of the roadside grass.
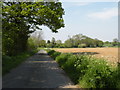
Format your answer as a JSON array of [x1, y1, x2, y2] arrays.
[[2, 49, 39, 75], [47, 49, 120, 88]]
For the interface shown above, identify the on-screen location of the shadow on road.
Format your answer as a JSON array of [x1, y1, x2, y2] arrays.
[[2, 50, 73, 88]]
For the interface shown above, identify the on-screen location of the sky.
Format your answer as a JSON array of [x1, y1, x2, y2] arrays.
[[38, 2, 118, 42]]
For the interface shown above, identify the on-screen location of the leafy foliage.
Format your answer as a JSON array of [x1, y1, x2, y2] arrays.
[[47, 49, 120, 88], [51, 52, 61, 59], [2, 2, 65, 56], [62, 55, 79, 83], [44, 34, 105, 48], [27, 37, 37, 51], [78, 44, 87, 48], [79, 58, 114, 88], [56, 53, 71, 67], [47, 50, 56, 55]]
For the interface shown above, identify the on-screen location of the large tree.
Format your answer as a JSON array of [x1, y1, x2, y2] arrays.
[[2, 1, 65, 55]]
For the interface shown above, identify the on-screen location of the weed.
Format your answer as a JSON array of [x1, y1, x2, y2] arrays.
[[2, 50, 38, 75]]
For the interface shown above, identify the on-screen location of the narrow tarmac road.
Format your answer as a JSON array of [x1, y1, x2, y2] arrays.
[[2, 50, 74, 88]]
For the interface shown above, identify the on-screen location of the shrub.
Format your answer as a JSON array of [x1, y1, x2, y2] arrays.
[[56, 53, 71, 67], [74, 55, 90, 77], [114, 64, 120, 88], [51, 52, 61, 59], [63, 55, 79, 83], [63, 55, 77, 70], [47, 50, 55, 55], [46, 49, 119, 88], [79, 58, 114, 88]]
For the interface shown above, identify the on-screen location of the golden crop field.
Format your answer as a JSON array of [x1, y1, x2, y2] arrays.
[[53, 48, 119, 65]]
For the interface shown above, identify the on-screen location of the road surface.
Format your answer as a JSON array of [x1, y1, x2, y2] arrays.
[[2, 50, 75, 88]]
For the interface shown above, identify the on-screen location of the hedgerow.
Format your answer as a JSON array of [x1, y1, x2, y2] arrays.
[[46, 49, 120, 88], [56, 53, 71, 67], [51, 52, 61, 59]]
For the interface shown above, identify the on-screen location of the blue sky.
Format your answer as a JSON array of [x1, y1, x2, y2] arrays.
[[39, 2, 118, 42]]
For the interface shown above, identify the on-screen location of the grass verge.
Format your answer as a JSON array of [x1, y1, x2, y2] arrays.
[[2, 49, 39, 75]]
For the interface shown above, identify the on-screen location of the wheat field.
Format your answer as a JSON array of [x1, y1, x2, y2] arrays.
[[53, 48, 119, 65]]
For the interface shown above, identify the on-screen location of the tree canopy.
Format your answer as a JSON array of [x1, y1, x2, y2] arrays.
[[64, 34, 104, 48], [2, 2, 65, 55]]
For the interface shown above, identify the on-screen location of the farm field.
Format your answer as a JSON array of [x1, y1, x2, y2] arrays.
[[53, 48, 119, 65]]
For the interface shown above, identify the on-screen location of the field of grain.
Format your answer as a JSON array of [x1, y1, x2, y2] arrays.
[[53, 48, 119, 65]]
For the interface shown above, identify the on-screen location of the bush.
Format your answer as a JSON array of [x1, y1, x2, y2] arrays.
[[74, 55, 90, 80], [51, 52, 61, 59], [46, 49, 119, 88], [47, 50, 55, 55], [47, 49, 61, 59], [63, 55, 77, 70], [63, 55, 79, 83], [56, 53, 71, 67], [114, 64, 120, 88], [79, 58, 115, 88]]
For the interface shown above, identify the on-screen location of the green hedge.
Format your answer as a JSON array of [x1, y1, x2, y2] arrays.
[[46, 49, 120, 88], [78, 57, 114, 88], [51, 52, 61, 59]]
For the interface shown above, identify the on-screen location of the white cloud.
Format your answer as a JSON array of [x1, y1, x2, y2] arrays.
[[88, 7, 118, 19]]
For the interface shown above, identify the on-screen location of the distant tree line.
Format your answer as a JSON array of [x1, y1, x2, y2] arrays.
[[32, 34, 119, 48]]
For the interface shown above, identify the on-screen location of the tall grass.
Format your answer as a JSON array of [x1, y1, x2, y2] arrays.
[[2, 50, 38, 75], [47, 49, 120, 88]]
